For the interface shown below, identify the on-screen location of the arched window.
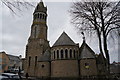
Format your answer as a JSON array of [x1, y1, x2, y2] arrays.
[[43, 14, 44, 19], [37, 13, 39, 18], [54, 51, 55, 59], [34, 27, 37, 38], [57, 50, 59, 59], [35, 56, 37, 66], [70, 49, 72, 58], [76, 51, 78, 57], [45, 15, 47, 20], [29, 56, 31, 66], [38, 13, 39, 18], [40, 14, 42, 19], [61, 50, 63, 59], [34, 14, 37, 19], [73, 50, 76, 58], [65, 49, 68, 58], [42, 14, 44, 19]]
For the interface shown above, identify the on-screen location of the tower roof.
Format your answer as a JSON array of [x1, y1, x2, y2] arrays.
[[34, 0, 47, 13], [53, 32, 76, 47], [79, 41, 96, 59], [38, 49, 51, 62], [38, 0, 45, 7]]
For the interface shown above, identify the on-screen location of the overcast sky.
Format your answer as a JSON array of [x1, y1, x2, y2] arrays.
[[0, 0, 119, 63]]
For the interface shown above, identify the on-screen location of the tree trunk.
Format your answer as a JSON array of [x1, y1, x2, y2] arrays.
[[97, 30, 104, 55], [103, 35, 110, 74], [100, 5, 110, 74]]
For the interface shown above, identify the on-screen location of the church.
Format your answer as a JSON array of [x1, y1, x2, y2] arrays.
[[23, 1, 107, 78]]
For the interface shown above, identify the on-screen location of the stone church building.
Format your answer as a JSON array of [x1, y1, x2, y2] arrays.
[[23, 1, 107, 78]]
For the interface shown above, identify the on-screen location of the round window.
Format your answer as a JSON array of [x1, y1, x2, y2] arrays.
[[41, 64, 44, 68]]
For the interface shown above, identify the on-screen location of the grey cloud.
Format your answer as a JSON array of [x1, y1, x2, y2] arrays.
[[1, 2, 119, 63]]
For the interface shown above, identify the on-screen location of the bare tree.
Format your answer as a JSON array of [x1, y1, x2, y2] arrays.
[[70, 1, 120, 74], [1, 0, 35, 14]]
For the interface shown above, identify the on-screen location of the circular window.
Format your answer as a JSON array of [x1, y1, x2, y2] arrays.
[[85, 63, 89, 69], [41, 64, 45, 68]]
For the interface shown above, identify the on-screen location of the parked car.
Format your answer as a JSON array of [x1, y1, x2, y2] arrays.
[[0, 75, 8, 80], [1, 73, 20, 80]]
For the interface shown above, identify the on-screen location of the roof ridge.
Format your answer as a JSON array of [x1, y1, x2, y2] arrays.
[[7, 54, 19, 57], [53, 32, 76, 47]]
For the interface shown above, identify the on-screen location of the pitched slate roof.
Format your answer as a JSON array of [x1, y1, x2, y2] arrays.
[[34, 0, 47, 13], [38, 49, 51, 62], [38, 0, 44, 7], [79, 41, 96, 59], [0, 51, 5, 54], [7, 54, 20, 62], [53, 32, 76, 47]]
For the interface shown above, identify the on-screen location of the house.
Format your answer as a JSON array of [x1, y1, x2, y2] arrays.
[[0, 51, 22, 73], [7, 54, 22, 72], [0, 51, 9, 73]]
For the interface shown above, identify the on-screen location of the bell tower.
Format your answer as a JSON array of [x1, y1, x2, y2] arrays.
[[24, 0, 50, 77], [30, 0, 47, 40]]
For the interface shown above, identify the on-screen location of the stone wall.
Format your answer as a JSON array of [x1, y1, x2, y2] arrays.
[[51, 60, 79, 77], [80, 59, 98, 76], [37, 61, 50, 77]]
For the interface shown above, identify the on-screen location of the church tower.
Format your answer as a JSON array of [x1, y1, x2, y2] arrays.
[[30, 0, 47, 40], [24, 1, 50, 77]]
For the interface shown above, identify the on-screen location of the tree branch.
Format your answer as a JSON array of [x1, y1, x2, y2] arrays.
[[106, 27, 120, 36]]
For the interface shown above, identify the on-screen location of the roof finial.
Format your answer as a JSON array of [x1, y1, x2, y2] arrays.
[[81, 32, 85, 42]]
